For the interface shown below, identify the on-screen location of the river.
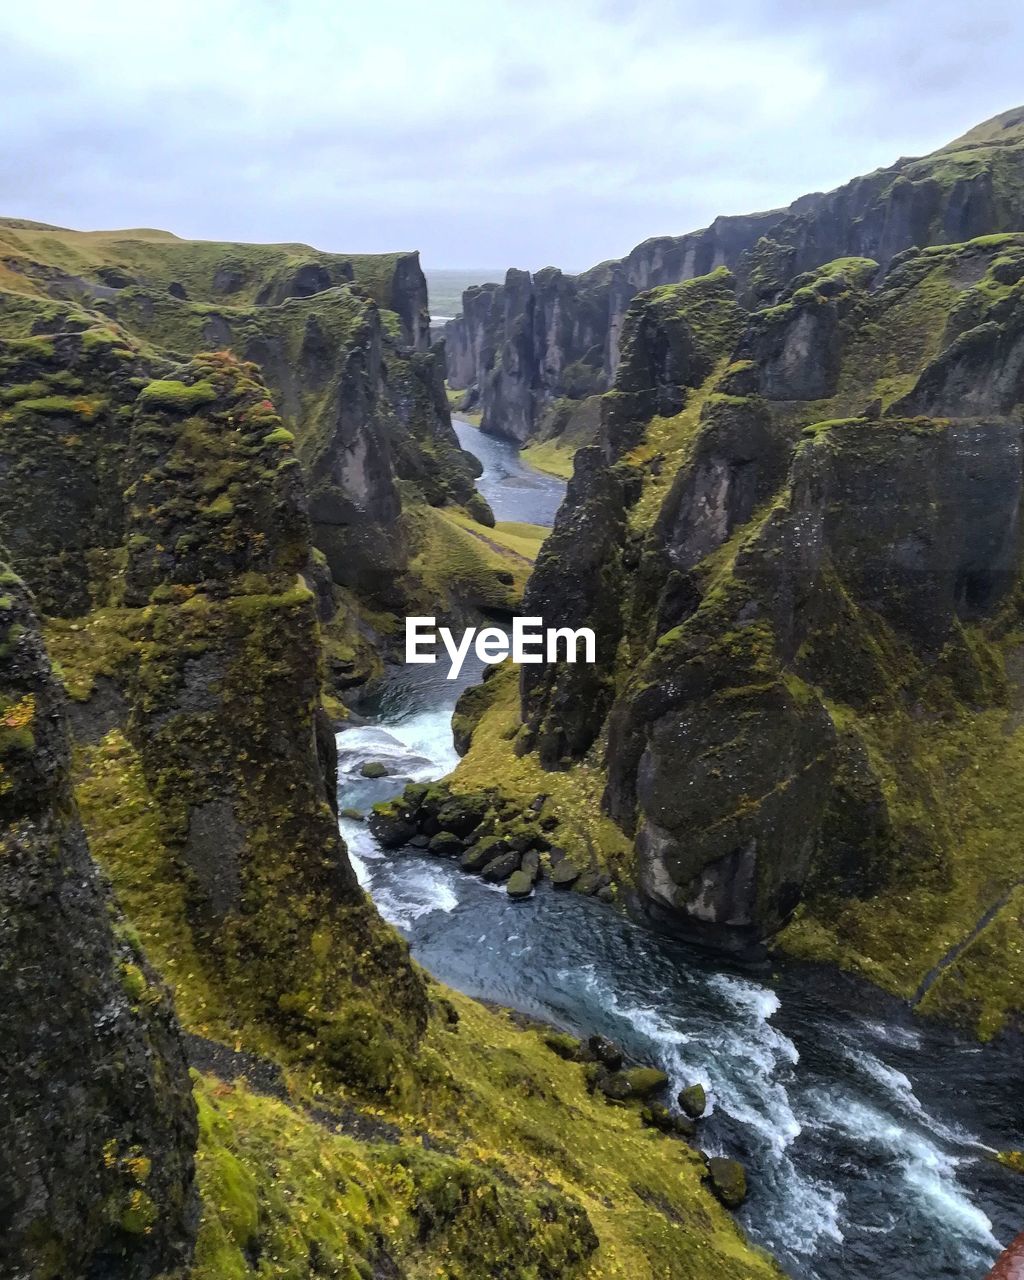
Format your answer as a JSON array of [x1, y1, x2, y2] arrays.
[[336, 417, 1022, 1280]]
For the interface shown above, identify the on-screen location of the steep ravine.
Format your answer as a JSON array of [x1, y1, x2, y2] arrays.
[[337, 426, 1023, 1280]]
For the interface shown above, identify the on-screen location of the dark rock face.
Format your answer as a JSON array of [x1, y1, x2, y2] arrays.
[[504, 229, 1024, 966], [0, 566, 197, 1279], [0, 329, 152, 615], [0, 225, 479, 644], [519, 447, 627, 765], [446, 107, 1024, 443], [610, 411, 1024, 943], [0, 341, 430, 1091]]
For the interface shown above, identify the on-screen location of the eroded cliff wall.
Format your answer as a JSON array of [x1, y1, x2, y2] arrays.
[[0, 562, 198, 1279], [446, 105, 1024, 447], [463, 233, 1024, 1037]]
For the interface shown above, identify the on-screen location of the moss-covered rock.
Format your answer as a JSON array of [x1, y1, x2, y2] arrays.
[[679, 1083, 707, 1119], [0, 563, 198, 1279], [506, 868, 535, 898], [706, 1157, 748, 1210]]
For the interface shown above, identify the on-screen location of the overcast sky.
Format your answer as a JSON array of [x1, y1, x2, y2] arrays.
[[1, 1, 1022, 273]]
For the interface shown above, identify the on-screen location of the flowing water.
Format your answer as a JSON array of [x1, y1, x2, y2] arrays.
[[337, 421, 1022, 1280]]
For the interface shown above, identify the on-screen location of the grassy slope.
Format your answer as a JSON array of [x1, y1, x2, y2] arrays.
[[0, 221, 410, 311], [57, 690, 776, 1280], [190, 986, 784, 1280], [451, 663, 633, 877]]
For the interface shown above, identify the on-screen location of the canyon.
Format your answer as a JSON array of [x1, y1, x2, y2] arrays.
[[1, 102, 1023, 1280]]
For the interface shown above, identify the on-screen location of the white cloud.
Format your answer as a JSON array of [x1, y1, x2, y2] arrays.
[[0, 0, 1020, 269]]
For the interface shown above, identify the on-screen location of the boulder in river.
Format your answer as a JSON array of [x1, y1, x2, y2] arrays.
[[482, 851, 521, 883], [428, 830, 464, 857], [436, 793, 490, 838], [573, 870, 609, 896], [368, 805, 416, 848], [551, 858, 582, 888], [460, 835, 508, 872], [679, 1083, 707, 1119], [586, 1034, 624, 1071], [360, 760, 390, 778], [594, 1066, 668, 1102], [706, 1157, 748, 1209], [506, 869, 534, 899], [641, 1103, 697, 1139]]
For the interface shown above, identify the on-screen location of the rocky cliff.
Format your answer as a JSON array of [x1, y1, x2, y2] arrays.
[[446, 105, 1024, 446], [461, 231, 1024, 1038], [0, 308, 778, 1279], [0, 332, 430, 1081], [0, 220, 431, 349], [0, 561, 197, 1279], [0, 221, 518, 688]]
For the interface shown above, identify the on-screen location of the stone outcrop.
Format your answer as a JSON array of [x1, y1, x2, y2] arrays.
[[0, 221, 431, 349], [472, 230, 1024, 1032], [446, 105, 1024, 444], [0, 223, 493, 685], [0, 336, 430, 1086], [0, 562, 198, 1279]]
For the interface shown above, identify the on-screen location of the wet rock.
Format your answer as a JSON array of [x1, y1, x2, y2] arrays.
[[360, 761, 389, 778], [481, 851, 521, 883], [403, 782, 431, 809], [705, 1156, 748, 1209], [550, 858, 581, 888], [409, 834, 430, 849], [369, 806, 417, 849], [460, 835, 508, 873], [339, 807, 364, 821], [436, 794, 490, 838], [678, 1083, 707, 1119], [506, 869, 534, 899], [573, 870, 609, 896], [621, 1067, 669, 1098], [428, 831, 463, 857], [641, 1103, 697, 1139], [521, 849, 541, 882], [585, 1035, 624, 1071], [594, 1067, 669, 1103]]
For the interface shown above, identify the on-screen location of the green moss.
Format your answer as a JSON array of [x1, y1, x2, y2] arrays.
[[138, 378, 217, 410], [72, 729, 235, 1038], [452, 664, 632, 878], [262, 426, 294, 447], [6, 394, 105, 421], [520, 436, 577, 478]]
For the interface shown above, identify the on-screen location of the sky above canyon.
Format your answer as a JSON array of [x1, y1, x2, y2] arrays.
[[1, 0, 1022, 273]]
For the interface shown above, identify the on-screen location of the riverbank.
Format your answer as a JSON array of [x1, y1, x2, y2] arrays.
[[337, 426, 1023, 1280]]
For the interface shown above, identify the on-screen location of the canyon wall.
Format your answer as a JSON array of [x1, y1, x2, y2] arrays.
[[446, 105, 1024, 445], [462, 230, 1024, 1036]]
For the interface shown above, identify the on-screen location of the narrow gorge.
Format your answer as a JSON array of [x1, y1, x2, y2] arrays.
[[1, 93, 1023, 1280]]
